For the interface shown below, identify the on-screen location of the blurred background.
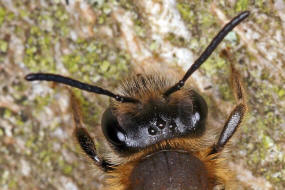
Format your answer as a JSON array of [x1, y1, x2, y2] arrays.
[[0, 0, 284, 189]]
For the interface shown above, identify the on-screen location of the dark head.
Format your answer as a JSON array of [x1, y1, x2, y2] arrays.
[[102, 74, 208, 153]]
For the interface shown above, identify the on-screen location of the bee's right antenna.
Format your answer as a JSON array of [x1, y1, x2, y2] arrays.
[[25, 73, 140, 103], [164, 11, 250, 97]]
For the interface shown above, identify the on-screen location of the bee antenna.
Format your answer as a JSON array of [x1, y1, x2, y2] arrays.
[[164, 11, 250, 97], [25, 73, 140, 103]]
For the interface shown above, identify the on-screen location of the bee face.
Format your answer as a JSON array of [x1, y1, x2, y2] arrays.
[[101, 75, 208, 153]]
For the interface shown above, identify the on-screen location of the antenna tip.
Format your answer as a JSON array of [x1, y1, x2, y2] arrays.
[[25, 74, 36, 81], [240, 10, 250, 18]]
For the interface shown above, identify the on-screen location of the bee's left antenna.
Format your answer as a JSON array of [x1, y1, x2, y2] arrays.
[[25, 73, 140, 103], [164, 11, 250, 97]]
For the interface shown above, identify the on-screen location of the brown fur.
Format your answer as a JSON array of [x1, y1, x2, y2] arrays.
[[112, 71, 195, 117], [106, 138, 234, 190]]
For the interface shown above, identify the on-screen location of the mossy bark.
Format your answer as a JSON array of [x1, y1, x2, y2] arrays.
[[0, 0, 284, 189]]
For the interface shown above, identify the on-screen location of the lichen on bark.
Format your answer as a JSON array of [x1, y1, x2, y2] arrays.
[[0, 0, 284, 189]]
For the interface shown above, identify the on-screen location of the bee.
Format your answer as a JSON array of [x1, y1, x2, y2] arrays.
[[25, 11, 249, 190]]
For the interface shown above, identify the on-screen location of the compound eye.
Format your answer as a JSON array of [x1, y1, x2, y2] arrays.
[[191, 90, 208, 131], [101, 108, 126, 146]]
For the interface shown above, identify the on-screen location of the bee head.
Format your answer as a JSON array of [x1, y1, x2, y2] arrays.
[[101, 74, 207, 154]]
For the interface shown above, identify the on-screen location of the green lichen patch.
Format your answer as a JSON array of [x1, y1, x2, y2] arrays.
[[22, 4, 69, 73], [235, 0, 249, 12], [0, 39, 8, 53], [61, 39, 129, 82], [0, 6, 6, 26], [176, 2, 194, 23]]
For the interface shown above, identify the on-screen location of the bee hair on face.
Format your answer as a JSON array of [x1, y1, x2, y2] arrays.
[[26, 11, 250, 190]]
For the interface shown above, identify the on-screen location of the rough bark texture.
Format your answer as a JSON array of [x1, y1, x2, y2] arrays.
[[0, 0, 284, 189]]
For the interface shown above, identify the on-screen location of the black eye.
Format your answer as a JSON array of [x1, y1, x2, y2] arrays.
[[102, 108, 126, 146], [191, 90, 208, 132]]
